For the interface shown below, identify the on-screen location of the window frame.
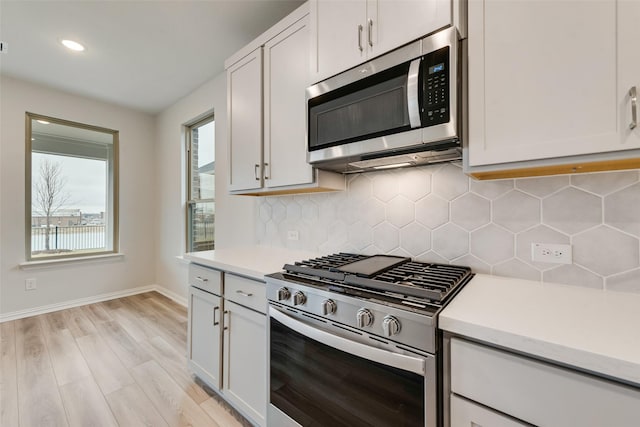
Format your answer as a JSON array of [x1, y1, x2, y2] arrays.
[[25, 112, 119, 261], [186, 113, 215, 253]]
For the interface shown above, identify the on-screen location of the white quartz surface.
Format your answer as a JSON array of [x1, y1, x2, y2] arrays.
[[184, 246, 320, 281], [440, 274, 640, 387]]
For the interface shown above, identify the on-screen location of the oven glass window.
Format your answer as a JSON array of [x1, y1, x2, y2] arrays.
[[270, 317, 424, 427]]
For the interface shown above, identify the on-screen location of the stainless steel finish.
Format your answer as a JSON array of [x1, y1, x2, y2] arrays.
[[382, 315, 401, 337], [270, 306, 426, 375], [277, 287, 291, 301], [356, 308, 374, 328], [630, 86, 637, 130], [292, 291, 306, 306], [195, 276, 209, 283], [368, 19, 373, 47], [358, 24, 364, 52], [269, 404, 302, 427], [235, 290, 253, 297], [254, 164, 260, 181], [321, 299, 337, 315], [213, 306, 220, 326], [266, 275, 438, 353], [307, 26, 462, 172], [407, 58, 422, 128]]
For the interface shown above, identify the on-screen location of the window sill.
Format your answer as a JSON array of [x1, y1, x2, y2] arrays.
[[20, 253, 125, 269]]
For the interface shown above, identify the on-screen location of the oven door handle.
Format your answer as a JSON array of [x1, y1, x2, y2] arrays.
[[269, 306, 425, 375]]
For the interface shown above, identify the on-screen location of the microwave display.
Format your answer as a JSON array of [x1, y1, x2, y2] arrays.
[[424, 46, 450, 127]]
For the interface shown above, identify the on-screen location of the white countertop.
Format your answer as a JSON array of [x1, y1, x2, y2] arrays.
[[440, 274, 640, 387], [184, 246, 320, 281]]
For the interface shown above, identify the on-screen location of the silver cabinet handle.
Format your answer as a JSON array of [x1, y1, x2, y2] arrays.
[[213, 306, 220, 326], [223, 310, 229, 331], [264, 163, 269, 180], [195, 276, 208, 283], [235, 290, 253, 297], [407, 58, 422, 128], [368, 19, 373, 47], [254, 164, 260, 181], [630, 86, 637, 130], [357, 24, 363, 52]]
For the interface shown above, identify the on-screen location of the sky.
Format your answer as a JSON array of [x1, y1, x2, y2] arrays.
[[32, 152, 106, 214]]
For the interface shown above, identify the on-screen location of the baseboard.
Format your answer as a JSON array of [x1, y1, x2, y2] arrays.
[[0, 284, 186, 322]]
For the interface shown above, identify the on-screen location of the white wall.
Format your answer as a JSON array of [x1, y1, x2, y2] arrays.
[[0, 75, 157, 316], [154, 72, 256, 299]]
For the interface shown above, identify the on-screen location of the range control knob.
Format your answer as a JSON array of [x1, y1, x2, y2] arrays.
[[292, 291, 306, 306], [321, 299, 337, 315], [356, 308, 374, 328], [382, 315, 401, 337], [277, 287, 291, 301]]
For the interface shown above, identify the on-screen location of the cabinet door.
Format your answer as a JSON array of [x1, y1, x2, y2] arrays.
[[468, 0, 621, 167], [222, 301, 266, 427], [264, 15, 314, 189], [187, 286, 222, 390], [619, 0, 640, 148], [369, 0, 451, 59], [311, 0, 366, 82], [451, 394, 527, 427], [228, 48, 263, 191]]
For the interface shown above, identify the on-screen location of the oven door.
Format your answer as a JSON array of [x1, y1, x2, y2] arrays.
[[268, 305, 437, 427]]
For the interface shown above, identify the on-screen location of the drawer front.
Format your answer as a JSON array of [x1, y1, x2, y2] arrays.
[[450, 338, 640, 427], [224, 274, 266, 314], [188, 263, 223, 295], [450, 394, 527, 427]]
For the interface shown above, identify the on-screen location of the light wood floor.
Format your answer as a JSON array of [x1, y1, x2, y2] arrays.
[[0, 292, 251, 427]]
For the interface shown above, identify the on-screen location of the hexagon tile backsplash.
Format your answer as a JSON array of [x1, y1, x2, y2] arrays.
[[256, 163, 640, 293]]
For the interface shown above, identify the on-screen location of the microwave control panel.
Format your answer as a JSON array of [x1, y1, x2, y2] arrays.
[[422, 46, 450, 126]]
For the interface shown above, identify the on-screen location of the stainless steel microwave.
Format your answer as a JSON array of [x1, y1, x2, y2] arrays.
[[307, 26, 464, 173]]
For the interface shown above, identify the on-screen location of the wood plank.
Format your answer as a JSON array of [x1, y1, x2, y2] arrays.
[[75, 333, 135, 395], [119, 297, 186, 350], [1, 321, 19, 427], [14, 316, 69, 427], [105, 383, 169, 427], [38, 311, 68, 336], [59, 377, 118, 427], [80, 303, 112, 324], [100, 298, 124, 311], [94, 320, 152, 369], [62, 306, 98, 339], [139, 335, 210, 404], [39, 323, 92, 386], [131, 360, 214, 427], [200, 397, 244, 427]]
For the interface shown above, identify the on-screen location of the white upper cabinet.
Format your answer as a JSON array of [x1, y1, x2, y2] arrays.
[[467, 0, 640, 178], [263, 16, 314, 189], [311, 0, 452, 83], [228, 48, 263, 192], [225, 3, 344, 195]]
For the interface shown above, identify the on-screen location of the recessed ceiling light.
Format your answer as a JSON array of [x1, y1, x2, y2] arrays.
[[61, 39, 85, 52], [36, 120, 50, 124]]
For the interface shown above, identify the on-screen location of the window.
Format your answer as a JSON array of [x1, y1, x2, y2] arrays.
[[187, 114, 215, 252], [26, 113, 118, 260]]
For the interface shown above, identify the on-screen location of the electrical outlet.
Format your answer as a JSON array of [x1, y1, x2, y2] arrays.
[[25, 278, 37, 291], [531, 243, 572, 264], [287, 230, 299, 241]]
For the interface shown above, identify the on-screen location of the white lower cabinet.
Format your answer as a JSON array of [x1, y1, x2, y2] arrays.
[[187, 286, 222, 390], [222, 300, 267, 427], [187, 264, 266, 427], [450, 394, 527, 427], [450, 337, 640, 426]]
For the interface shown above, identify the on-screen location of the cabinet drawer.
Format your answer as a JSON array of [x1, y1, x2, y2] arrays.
[[450, 338, 640, 427], [450, 394, 527, 427], [188, 264, 222, 295], [224, 274, 266, 314]]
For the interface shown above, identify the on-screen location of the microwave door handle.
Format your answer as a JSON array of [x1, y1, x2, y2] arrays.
[[269, 306, 425, 375], [407, 58, 422, 128]]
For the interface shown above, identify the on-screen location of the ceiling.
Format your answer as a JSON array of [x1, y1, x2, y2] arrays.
[[0, 0, 304, 114]]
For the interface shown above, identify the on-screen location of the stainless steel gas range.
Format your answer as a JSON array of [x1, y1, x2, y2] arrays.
[[265, 253, 473, 427]]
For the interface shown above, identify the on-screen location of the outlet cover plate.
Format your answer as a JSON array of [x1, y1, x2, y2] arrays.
[[531, 243, 572, 264]]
